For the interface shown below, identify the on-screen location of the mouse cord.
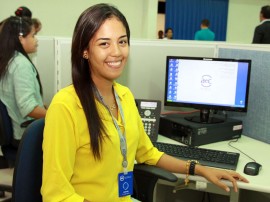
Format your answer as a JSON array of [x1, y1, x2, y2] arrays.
[[228, 139, 257, 162]]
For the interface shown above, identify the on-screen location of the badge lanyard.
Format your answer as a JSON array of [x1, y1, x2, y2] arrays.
[[94, 86, 128, 174]]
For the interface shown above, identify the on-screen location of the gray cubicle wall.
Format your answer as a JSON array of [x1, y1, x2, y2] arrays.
[[218, 45, 270, 144], [55, 38, 72, 91], [32, 36, 56, 106], [123, 40, 216, 111]]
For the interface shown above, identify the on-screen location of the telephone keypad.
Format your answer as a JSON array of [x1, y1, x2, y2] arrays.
[[136, 99, 161, 142], [140, 109, 158, 137]]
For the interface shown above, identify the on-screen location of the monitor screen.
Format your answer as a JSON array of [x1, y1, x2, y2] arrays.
[[164, 56, 251, 124]]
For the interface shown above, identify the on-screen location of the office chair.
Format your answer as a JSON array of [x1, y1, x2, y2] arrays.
[[0, 100, 34, 167], [0, 100, 15, 200], [12, 118, 44, 202], [12, 118, 177, 202], [133, 164, 178, 202], [0, 100, 17, 167], [0, 100, 35, 200]]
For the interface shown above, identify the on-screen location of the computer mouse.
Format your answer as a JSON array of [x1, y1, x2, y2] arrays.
[[243, 162, 262, 176]]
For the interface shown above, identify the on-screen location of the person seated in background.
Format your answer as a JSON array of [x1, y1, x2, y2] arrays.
[[164, 27, 173, 39], [252, 5, 270, 44], [41, 3, 248, 202], [194, 19, 215, 41], [0, 16, 46, 146], [158, 30, 164, 39]]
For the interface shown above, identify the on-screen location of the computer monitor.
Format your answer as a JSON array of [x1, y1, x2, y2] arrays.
[[164, 56, 251, 124]]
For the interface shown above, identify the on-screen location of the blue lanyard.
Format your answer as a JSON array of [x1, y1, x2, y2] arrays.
[[94, 86, 128, 174]]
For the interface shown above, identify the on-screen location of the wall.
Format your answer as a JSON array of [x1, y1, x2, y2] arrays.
[[0, 0, 158, 39], [31, 37, 55, 106], [226, 0, 270, 43], [157, 14, 165, 38], [1, 0, 270, 43], [157, 0, 270, 43]]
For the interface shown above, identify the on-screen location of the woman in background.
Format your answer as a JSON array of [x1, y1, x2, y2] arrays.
[[164, 27, 173, 39], [0, 16, 46, 145]]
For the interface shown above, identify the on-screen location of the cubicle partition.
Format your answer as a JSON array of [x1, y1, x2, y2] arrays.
[[217, 44, 270, 144], [32, 36, 56, 106], [55, 37, 73, 92], [35, 37, 270, 144]]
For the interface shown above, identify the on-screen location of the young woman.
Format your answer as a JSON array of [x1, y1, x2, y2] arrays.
[[0, 17, 46, 144], [41, 4, 248, 202]]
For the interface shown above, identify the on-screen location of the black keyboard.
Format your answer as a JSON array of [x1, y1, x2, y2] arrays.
[[153, 142, 240, 170]]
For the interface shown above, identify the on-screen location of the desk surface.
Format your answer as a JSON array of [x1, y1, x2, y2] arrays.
[[158, 135, 270, 193], [1, 135, 269, 194]]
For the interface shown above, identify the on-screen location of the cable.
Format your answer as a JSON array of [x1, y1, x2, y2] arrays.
[[228, 139, 257, 162]]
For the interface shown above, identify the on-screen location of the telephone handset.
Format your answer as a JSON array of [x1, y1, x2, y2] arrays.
[[135, 99, 161, 142]]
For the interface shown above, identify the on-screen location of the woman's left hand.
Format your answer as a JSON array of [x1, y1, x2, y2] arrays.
[[196, 165, 249, 192]]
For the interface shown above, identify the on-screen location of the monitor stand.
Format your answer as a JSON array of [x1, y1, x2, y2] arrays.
[[184, 109, 224, 124]]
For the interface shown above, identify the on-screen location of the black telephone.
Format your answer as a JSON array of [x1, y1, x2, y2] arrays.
[[135, 99, 161, 142]]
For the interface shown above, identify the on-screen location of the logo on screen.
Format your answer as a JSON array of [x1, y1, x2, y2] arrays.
[[201, 75, 212, 87]]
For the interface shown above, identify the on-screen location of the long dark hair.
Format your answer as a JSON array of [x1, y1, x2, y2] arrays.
[[71, 3, 130, 160], [0, 16, 43, 94]]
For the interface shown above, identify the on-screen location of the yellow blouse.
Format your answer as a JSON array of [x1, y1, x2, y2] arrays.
[[41, 83, 163, 202]]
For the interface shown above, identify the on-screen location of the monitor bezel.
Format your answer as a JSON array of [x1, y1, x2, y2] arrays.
[[164, 56, 252, 113]]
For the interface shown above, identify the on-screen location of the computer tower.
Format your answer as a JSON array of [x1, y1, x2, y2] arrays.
[[159, 113, 243, 146]]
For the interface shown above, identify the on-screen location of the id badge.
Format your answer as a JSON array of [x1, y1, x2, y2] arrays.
[[118, 171, 133, 197]]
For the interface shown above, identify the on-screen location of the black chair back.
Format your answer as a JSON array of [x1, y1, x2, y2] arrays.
[[0, 100, 17, 167], [12, 118, 44, 202], [0, 100, 13, 146]]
